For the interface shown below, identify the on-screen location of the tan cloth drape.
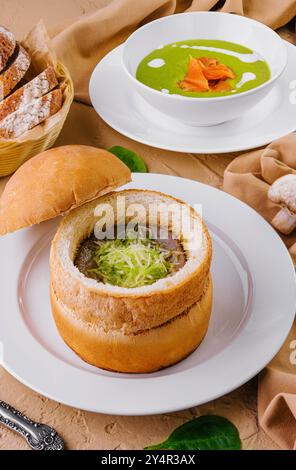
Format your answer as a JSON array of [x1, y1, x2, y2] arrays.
[[187, 0, 296, 29], [223, 134, 296, 265], [258, 331, 296, 450]]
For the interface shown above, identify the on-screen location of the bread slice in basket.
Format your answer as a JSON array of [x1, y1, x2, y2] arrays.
[[0, 26, 16, 72], [0, 88, 62, 139], [0, 43, 30, 100], [0, 24, 71, 146], [0, 66, 58, 122]]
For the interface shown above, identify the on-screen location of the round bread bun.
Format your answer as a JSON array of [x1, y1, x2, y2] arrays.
[[0, 145, 131, 235], [50, 189, 212, 335], [50, 276, 213, 373]]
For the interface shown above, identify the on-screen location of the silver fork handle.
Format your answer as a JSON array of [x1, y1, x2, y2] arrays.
[[0, 400, 64, 450]]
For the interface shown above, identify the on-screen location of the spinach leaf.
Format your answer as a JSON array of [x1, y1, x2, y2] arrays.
[[108, 146, 147, 173], [145, 415, 241, 450]]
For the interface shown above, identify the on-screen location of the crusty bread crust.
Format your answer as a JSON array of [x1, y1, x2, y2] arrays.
[[0, 44, 30, 100], [0, 26, 16, 72], [50, 276, 213, 373], [0, 146, 131, 235], [50, 189, 212, 334], [0, 88, 62, 139], [0, 66, 58, 122]]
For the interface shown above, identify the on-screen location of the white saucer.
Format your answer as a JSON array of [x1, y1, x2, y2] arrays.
[[89, 42, 296, 154], [0, 174, 295, 415]]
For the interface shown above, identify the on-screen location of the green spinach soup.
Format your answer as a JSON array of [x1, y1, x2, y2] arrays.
[[136, 39, 270, 98]]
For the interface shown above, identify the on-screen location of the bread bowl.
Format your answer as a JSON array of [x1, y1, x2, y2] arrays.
[[0, 144, 213, 373], [50, 276, 213, 373], [50, 189, 212, 372]]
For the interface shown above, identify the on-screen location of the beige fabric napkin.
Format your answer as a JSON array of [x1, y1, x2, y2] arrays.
[[258, 329, 296, 450], [223, 134, 296, 266], [187, 0, 296, 29], [49, 0, 296, 103]]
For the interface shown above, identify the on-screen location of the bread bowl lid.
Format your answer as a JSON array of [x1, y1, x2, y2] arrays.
[[0, 145, 132, 235]]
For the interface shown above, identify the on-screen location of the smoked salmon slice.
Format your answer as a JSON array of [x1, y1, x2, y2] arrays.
[[178, 57, 210, 92], [198, 57, 218, 68], [210, 80, 233, 92], [202, 64, 235, 81], [178, 56, 235, 93]]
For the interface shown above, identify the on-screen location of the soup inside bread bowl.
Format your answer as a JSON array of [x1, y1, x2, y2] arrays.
[[50, 189, 212, 373]]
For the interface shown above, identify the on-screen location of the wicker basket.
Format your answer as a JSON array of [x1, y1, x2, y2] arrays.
[[0, 61, 74, 177]]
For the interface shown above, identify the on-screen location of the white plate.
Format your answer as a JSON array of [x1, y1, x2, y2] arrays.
[[89, 42, 296, 153], [0, 174, 295, 415]]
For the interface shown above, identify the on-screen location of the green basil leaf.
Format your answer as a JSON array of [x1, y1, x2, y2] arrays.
[[145, 415, 241, 450], [108, 146, 147, 173]]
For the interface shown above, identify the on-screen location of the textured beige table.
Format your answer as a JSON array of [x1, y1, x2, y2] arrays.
[[1, 0, 294, 450]]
